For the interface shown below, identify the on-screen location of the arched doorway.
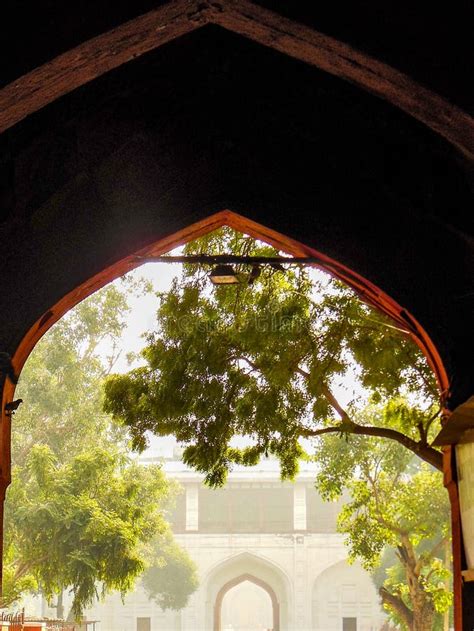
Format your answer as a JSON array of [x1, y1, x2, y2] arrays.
[[204, 551, 291, 630], [214, 574, 279, 631], [311, 560, 385, 631], [2, 0, 473, 622], [0, 211, 462, 626]]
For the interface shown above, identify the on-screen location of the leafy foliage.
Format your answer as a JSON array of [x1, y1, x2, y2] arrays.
[[6, 446, 172, 618], [103, 229, 451, 629], [4, 282, 198, 617], [11, 283, 134, 465], [315, 428, 452, 630], [104, 228, 442, 487], [141, 533, 199, 610]]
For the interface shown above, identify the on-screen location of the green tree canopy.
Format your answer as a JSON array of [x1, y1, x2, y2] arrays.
[[102, 229, 452, 629], [104, 228, 443, 487], [12, 282, 134, 465], [5, 445, 175, 618], [5, 282, 198, 617], [315, 425, 451, 631]]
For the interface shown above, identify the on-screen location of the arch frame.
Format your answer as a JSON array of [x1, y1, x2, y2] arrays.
[[214, 573, 280, 631], [0, 209, 460, 626], [203, 550, 293, 595], [311, 558, 383, 630], [204, 550, 290, 631], [1, 209, 450, 412], [1, 209, 450, 489], [0, 0, 473, 158]]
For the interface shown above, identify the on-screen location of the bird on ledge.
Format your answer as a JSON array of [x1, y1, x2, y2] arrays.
[[4, 399, 23, 416]]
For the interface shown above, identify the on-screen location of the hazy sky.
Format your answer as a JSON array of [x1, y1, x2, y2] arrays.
[[109, 261, 181, 374]]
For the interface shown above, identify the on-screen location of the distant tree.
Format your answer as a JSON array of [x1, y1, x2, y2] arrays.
[[141, 533, 199, 610], [11, 281, 136, 466], [315, 424, 451, 631], [104, 228, 444, 488], [4, 282, 198, 617]]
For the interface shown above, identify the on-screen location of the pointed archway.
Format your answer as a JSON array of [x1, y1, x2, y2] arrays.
[[0, 210, 461, 626], [2, 209, 449, 405], [1, 0, 472, 159], [204, 551, 291, 630], [2, 208, 451, 517], [214, 573, 280, 631]]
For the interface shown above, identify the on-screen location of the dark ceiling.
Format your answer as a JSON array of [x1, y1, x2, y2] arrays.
[[2, 0, 473, 111], [0, 3, 473, 408]]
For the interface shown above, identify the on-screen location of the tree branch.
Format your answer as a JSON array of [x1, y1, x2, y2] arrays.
[[366, 473, 406, 536], [231, 355, 261, 375], [400, 534, 418, 576], [427, 535, 449, 562], [295, 365, 352, 423], [320, 382, 351, 423], [379, 586, 414, 629], [424, 407, 441, 440], [232, 353, 443, 471], [373, 513, 405, 537], [417, 420, 427, 444], [300, 421, 443, 471]]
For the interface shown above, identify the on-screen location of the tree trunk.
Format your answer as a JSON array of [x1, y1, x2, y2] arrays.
[[399, 536, 436, 631], [56, 590, 64, 620], [379, 587, 413, 629], [407, 568, 436, 630], [411, 598, 435, 631]]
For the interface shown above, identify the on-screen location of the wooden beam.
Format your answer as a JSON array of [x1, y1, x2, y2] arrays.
[[0, 0, 205, 132], [444, 446, 464, 630], [213, 0, 474, 160], [138, 254, 334, 265], [0, 0, 473, 159]]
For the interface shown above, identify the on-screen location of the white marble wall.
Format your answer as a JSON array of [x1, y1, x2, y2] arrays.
[[83, 532, 385, 631]]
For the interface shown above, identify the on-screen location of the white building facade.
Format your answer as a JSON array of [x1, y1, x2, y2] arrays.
[[82, 459, 386, 631]]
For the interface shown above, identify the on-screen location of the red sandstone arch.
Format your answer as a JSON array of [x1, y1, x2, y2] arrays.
[[0, 0, 473, 158], [214, 573, 280, 631], [0, 209, 461, 626], [1, 210, 449, 406]]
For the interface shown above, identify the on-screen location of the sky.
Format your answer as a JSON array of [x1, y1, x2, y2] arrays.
[[109, 261, 180, 374]]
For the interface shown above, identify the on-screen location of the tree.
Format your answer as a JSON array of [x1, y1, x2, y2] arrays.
[[315, 426, 452, 631], [5, 445, 177, 618], [141, 533, 199, 610], [11, 281, 135, 466], [102, 229, 453, 627], [104, 228, 444, 488], [4, 282, 198, 617]]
